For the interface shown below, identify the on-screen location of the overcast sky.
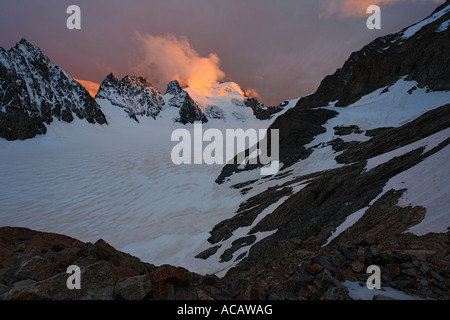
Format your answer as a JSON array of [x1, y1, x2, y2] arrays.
[[0, 0, 444, 105]]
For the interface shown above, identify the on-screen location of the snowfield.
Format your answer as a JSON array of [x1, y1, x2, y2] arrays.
[[316, 78, 450, 245], [0, 82, 298, 275], [0, 77, 448, 277]]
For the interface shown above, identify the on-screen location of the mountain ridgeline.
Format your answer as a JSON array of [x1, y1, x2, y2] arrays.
[[196, 1, 450, 300], [0, 40, 285, 141], [0, 39, 107, 141], [0, 1, 449, 301], [216, 1, 450, 182], [95, 75, 208, 125]]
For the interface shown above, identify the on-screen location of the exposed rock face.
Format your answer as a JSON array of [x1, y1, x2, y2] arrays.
[[244, 98, 285, 120], [165, 80, 208, 124], [206, 2, 450, 301], [334, 104, 450, 164], [95, 77, 207, 125], [208, 103, 450, 275], [0, 39, 107, 141], [215, 107, 338, 183], [96, 74, 164, 122], [265, 1, 449, 170], [223, 232, 449, 300], [1, 227, 448, 300], [0, 227, 206, 300]]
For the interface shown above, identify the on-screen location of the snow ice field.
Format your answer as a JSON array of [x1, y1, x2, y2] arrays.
[[0, 78, 449, 279]]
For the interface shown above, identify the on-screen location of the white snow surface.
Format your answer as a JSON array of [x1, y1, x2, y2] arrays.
[[0, 75, 448, 276], [343, 281, 425, 300], [376, 144, 450, 236], [400, 4, 450, 39], [0, 83, 298, 276]]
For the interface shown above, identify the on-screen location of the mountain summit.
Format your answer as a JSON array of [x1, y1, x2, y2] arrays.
[[0, 39, 107, 141], [96, 73, 164, 122]]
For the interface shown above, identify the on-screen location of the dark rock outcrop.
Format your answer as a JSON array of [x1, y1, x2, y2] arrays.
[[208, 3, 450, 301], [244, 97, 285, 120], [1, 227, 448, 300], [0, 39, 107, 141], [96, 74, 164, 122], [215, 1, 450, 180], [165, 80, 207, 124], [0, 227, 209, 300]]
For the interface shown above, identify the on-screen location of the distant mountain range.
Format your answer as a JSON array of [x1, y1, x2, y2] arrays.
[[0, 39, 286, 141], [0, 0, 449, 301]]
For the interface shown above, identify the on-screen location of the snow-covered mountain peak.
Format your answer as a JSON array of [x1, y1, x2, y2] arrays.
[[185, 81, 246, 110], [0, 39, 107, 140], [400, 2, 450, 40], [96, 73, 163, 121], [14, 38, 47, 58], [165, 80, 184, 96]]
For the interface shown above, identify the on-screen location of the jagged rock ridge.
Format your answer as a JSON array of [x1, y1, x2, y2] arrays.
[[164, 80, 208, 124], [0, 39, 107, 141], [96, 73, 164, 122], [216, 0, 450, 181], [1, 227, 448, 300], [201, 2, 450, 298]]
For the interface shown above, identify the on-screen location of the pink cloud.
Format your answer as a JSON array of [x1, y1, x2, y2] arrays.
[[134, 33, 226, 90]]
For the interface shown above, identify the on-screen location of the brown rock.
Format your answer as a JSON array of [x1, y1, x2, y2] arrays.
[[351, 260, 365, 273], [16, 256, 58, 281], [307, 284, 318, 296], [357, 247, 365, 263], [198, 290, 213, 300], [0, 244, 12, 260], [387, 263, 401, 276], [313, 279, 326, 289], [5, 261, 114, 300], [25, 238, 52, 253], [110, 266, 139, 284], [55, 247, 85, 269], [88, 240, 121, 266], [342, 269, 358, 282], [44, 232, 85, 251], [0, 283, 10, 295], [300, 286, 311, 298], [149, 265, 196, 300], [114, 275, 152, 300], [401, 268, 417, 277], [434, 259, 448, 269], [116, 252, 149, 275], [400, 250, 436, 261], [234, 292, 245, 300], [305, 264, 324, 275]]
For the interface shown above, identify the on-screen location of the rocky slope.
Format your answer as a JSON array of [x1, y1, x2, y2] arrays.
[[217, 1, 450, 180], [0, 2, 449, 301], [0, 227, 448, 300], [95, 74, 164, 122], [96, 75, 208, 125], [0, 39, 107, 141], [0, 227, 205, 300], [202, 1, 450, 298], [164, 80, 208, 124]]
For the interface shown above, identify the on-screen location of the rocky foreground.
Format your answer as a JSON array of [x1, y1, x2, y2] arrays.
[[0, 227, 448, 300]]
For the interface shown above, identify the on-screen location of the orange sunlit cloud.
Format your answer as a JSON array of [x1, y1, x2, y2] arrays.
[[135, 33, 226, 93], [244, 88, 263, 101], [319, 0, 443, 18], [74, 78, 100, 98]]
